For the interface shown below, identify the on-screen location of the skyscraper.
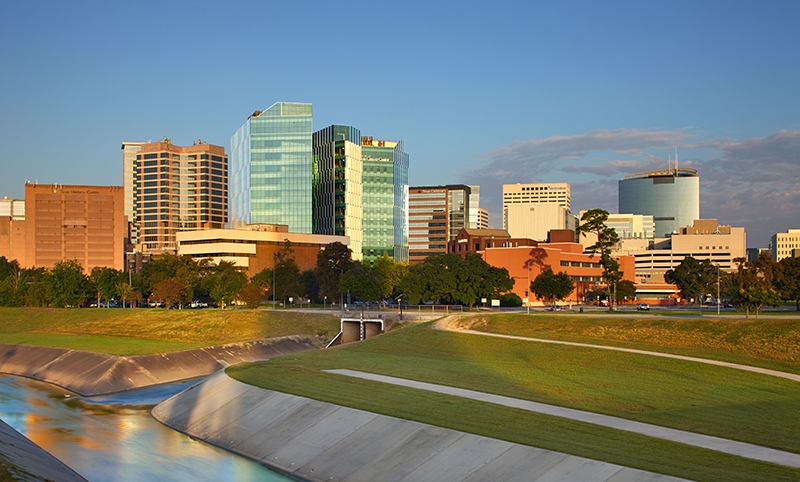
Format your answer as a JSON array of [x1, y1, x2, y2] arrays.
[[313, 125, 363, 259], [134, 140, 228, 254], [122, 142, 143, 244], [407, 184, 480, 263], [230, 102, 313, 233], [618, 167, 699, 237], [502, 183, 576, 241], [361, 136, 409, 263]]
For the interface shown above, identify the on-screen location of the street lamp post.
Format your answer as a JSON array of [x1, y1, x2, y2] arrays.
[[525, 259, 534, 314], [272, 263, 283, 309], [717, 264, 721, 316]]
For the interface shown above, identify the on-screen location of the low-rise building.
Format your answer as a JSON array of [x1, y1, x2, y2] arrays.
[[0, 197, 25, 264], [176, 224, 349, 278], [770, 229, 800, 262]]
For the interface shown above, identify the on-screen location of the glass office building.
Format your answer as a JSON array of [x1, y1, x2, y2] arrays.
[[407, 184, 480, 263], [618, 168, 699, 238], [313, 125, 363, 259], [230, 102, 313, 233], [361, 136, 409, 263]]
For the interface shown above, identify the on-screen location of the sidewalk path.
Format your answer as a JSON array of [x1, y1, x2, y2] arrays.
[[326, 369, 800, 469], [432, 318, 800, 384]]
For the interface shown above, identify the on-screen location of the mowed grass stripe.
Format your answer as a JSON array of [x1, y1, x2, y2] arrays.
[[228, 322, 800, 482]]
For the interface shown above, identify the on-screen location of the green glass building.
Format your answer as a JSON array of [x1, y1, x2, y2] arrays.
[[312, 125, 363, 259], [230, 102, 313, 233], [361, 136, 409, 263]]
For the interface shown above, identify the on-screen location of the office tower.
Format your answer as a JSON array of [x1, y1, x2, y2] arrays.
[[24, 183, 126, 271], [618, 166, 700, 238], [312, 125, 363, 260], [361, 136, 409, 263], [477, 207, 489, 230], [230, 102, 313, 233], [122, 142, 143, 244], [135, 140, 228, 254], [770, 229, 800, 262], [502, 183, 574, 241], [408, 184, 480, 263]]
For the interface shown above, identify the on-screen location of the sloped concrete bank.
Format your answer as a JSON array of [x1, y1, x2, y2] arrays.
[[0, 335, 321, 396], [153, 372, 690, 482], [0, 418, 87, 482]]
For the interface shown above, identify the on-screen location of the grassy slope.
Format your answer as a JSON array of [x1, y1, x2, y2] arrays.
[[0, 307, 340, 355], [458, 313, 800, 373], [228, 321, 800, 482]]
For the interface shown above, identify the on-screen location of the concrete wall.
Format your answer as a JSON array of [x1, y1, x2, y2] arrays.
[[0, 336, 320, 396], [0, 418, 87, 482], [153, 372, 689, 482]]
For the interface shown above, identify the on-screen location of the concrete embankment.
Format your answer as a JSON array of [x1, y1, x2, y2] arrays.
[[153, 371, 690, 482], [0, 418, 87, 482], [0, 335, 320, 396]]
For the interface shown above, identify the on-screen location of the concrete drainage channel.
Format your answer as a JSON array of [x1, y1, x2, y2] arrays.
[[326, 317, 387, 348]]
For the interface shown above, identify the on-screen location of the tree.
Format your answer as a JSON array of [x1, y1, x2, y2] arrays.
[[665, 257, 717, 304], [90, 267, 124, 307], [300, 269, 320, 303], [616, 280, 637, 304], [207, 261, 247, 309], [340, 261, 380, 303], [776, 256, 800, 311], [239, 285, 264, 309], [152, 278, 185, 308], [530, 269, 575, 307], [116, 281, 137, 308], [500, 292, 522, 307], [576, 209, 622, 309], [372, 255, 407, 303], [315, 242, 353, 302], [44, 259, 90, 308], [727, 255, 782, 318]]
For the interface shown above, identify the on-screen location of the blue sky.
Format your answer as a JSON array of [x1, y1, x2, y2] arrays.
[[1, 0, 798, 248]]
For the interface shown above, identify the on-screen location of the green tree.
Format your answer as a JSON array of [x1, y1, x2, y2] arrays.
[[315, 242, 353, 302], [25, 282, 49, 307], [727, 255, 782, 318], [499, 292, 523, 307], [44, 259, 90, 307], [576, 208, 622, 309], [115, 281, 138, 308], [530, 269, 575, 307], [207, 262, 247, 309], [300, 269, 320, 303], [665, 257, 717, 304], [372, 255, 408, 303], [776, 256, 800, 311], [89, 267, 124, 307], [616, 279, 637, 304], [340, 261, 380, 303]]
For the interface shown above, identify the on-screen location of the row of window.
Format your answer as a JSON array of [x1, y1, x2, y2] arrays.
[[560, 260, 602, 268]]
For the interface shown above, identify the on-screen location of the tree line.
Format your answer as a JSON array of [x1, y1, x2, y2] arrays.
[[665, 252, 800, 317], [0, 241, 518, 309]]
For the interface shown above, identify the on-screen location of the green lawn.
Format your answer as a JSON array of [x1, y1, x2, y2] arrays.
[[455, 312, 800, 374], [228, 321, 800, 482], [0, 307, 340, 355]]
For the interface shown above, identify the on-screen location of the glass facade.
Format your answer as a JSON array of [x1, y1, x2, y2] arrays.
[[312, 125, 363, 259], [361, 137, 408, 263], [407, 184, 478, 263], [229, 102, 313, 233], [618, 172, 699, 238]]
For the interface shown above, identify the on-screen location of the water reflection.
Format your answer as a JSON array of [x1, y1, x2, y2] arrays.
[[0, 375, 290, 482]]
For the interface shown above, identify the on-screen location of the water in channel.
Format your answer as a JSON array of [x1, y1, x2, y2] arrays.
[[0, 375, 291, 482]]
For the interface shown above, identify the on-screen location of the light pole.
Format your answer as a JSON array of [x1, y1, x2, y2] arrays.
[[324, 296, 327, 311], [717, 264, 721, 316], [331, 264, 344, 312], [525, 259, 534, 314]]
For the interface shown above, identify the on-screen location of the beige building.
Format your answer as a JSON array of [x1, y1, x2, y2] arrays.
[[177, 224, 348, 278], [122, 142, 143, 244], [24, 183, 126, 271], [621, 219, 746, 283], [0, 198, 26, 264], [476, 207, 489, 230], [131, 140, 228, 255], [770, 229, 800, 262], [503, 183, 576, 241]]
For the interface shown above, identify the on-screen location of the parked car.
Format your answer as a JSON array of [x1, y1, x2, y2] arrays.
[[599, 299, 610, 307], [547, 305, 562, 311], [637, 303, 650, 311]]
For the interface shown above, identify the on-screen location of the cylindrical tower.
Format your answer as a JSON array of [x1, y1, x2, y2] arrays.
[[618, 168, 699, 238]]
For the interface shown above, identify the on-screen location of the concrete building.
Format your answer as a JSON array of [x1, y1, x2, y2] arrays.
[[313, 125, 363, 260], [770, 229, 800, 262], [132, 140, 228, 255], [477, 207, 489, 230], [502, 183, 576, 241], [618, 167, 699, 238], [176, 224, 348, 278], [230, 102, 313, 233], [622, 219, 745, 283], [24, 183, 126, 271], [121, 142, 143, 244], [360, 136, 409, 263], [0, 198, 25, 264], [408, 184, 480, 263]]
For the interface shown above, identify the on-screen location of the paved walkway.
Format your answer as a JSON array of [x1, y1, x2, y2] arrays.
[[432, 317, 800, 384], [326, 369, 800, 469]]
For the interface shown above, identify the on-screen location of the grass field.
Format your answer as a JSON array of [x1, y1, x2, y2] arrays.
[[228, 320, 800, 482], [0, 307, 340, 355], [455, 313, 800, 373]]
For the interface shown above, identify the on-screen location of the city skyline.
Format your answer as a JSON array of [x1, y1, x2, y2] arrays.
[[1, 1, 798, 248]]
